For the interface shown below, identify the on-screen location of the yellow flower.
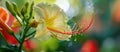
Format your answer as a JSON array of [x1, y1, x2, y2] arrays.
[[34, 3, 71, 40]]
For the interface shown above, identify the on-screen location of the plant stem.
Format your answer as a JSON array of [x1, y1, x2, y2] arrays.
[[18, 26, 30, 52], [12, 33, 20, 43]]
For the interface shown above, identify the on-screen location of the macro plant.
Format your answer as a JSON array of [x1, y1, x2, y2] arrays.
[[5, 1, 35, 52], [0, 0, 93, 52]]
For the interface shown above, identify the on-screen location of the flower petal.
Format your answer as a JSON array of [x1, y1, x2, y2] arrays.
[[34, 19, 51, 40], [34, 3, 71, 40]]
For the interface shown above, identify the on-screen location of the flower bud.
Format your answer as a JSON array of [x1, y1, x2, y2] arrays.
[[29, 19, 38, 27], [5, 1, 16, 16], [0, 19, 14, 35]]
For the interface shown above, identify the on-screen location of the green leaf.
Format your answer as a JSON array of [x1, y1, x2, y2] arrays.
[[0, 32, 16, 52], [0, 32, 8, 45], [5, 1, 16, 16]]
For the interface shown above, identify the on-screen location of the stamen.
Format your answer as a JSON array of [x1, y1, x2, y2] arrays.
[[47, 15, 94, 35]]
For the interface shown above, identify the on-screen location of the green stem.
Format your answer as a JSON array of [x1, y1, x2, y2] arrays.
[[18, 26, 30, 52], [12, 33, 20, 43], [26, 30, 36, 37]]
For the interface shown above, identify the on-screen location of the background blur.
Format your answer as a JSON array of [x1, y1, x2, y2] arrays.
[[0, 0, 120, 52]]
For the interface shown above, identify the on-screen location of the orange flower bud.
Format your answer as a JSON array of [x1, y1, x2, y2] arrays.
[[0, 19, 14, 35]]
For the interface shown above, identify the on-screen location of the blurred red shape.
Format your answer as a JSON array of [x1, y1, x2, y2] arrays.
[[0, 13, 37, 51], [80, 40, 99, 52]]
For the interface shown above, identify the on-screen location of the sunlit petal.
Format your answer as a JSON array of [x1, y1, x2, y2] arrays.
[[34, 3, 71, 40]]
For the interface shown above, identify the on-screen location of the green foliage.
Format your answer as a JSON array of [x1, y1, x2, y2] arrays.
[[37, 38, 59, 52], [5, 1, 35, 52], [0, 32, 17, 52], [34, 0, 56, 4], [0, 32, 8, 46], [8, 0, 30, 10]]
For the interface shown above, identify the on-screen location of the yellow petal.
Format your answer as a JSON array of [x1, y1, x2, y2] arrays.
[[34, 3, 71, 40], [34, 19, 51, 40]]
